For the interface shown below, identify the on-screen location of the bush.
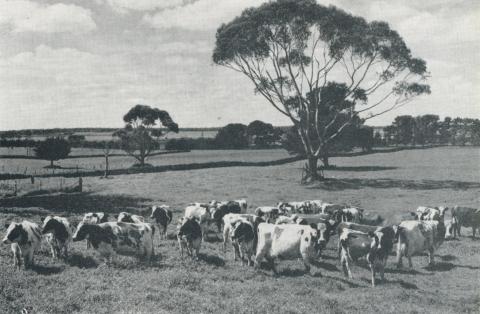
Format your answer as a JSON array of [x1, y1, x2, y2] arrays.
[[165, 138, 192, 151]]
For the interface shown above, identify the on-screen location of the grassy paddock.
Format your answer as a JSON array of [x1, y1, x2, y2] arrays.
[[0, 146, 479, 313]]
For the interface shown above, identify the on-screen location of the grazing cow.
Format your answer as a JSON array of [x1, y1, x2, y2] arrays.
[[255, 223, 322, 275], [211, 201, 242, 232], [254, 207, 280, 223], [222, 213, 262, 258], [150, 205, 173, 240], [2, 221, 42, 269], [340, 207, 363, 223], [396, 220, 445, 268], [444, 217, 458, 240], [41, 216, 72, 259], [116, 212, 145, 224], [184, 204, 211, 241], [72, 222, 155, 264], [277, 201, 312, 214], [177, 217, 202, 260], [451, 206, 480, 238], [230, 220, 256, 266], [81, 212, 109, 249], [210, 199, 247, 213], [337, 222, 379, 234], [310, 201, 344, 214]]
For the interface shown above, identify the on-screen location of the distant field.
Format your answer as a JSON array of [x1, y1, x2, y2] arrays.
[[0, 146, 479, 313], [24, 129, 218, 142], [0, 149, 290, 177]]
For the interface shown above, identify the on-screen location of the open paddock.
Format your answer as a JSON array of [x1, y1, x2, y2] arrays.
[[0, 147, 479, 313]]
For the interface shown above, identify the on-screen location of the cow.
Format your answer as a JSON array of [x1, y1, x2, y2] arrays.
[[254, 207, 281, 223], [82, 212, 109, 224], [177, 217, 202, 260], [411, 206, 448, 222], [360, 213, 384, 226], [254, 223, 322, 275], [222, 213, 262, 259], [81, 212, 109, 249], [337, 222, 379, 234], [277, 201, 312, 214], [230, 220, 256, 266], [41, 216, 72, 260], [184, 204, 211, 241], [395, 219, 445, 268], [2, 221, 42, 269], [72, 221, 155, 264], [211, 201, 242, 233], [340, 207, 363, 223], [444, 217, 458, 240], [309, 201, 344, 214], [210, 199, 247, 213], [150, 205, 173, 240], [366, 226, 396, 287], [116, 212, 145, 224], [451, 206, 480, 238]]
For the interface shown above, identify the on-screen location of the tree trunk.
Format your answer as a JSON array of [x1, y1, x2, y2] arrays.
[[322, 155, 329, 168], [104, 154, 109, 178], [50, 160, 54, 167], [303, 156, 323, 183]]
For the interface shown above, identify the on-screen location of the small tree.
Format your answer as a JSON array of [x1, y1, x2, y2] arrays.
[[114, 104, 178, 167], [34, 137, 71, 167], [102, 140, 115, 178], [214, 123, 249, 149]]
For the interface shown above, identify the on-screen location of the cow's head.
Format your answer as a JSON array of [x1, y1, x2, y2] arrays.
[[41, 216, 62, 235], [2, 222, 25, 245], [72, 222, 88, 242], [230, 220, 254, 243]]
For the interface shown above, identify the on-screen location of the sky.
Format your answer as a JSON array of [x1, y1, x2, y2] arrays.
[[0, 0, 478, 130]]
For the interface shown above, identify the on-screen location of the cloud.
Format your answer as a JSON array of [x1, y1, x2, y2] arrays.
[[101, 0, 184, 13], [143, 0, 266, 30], [0, 1, 96, 33]]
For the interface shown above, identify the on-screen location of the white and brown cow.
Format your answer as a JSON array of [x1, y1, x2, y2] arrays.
[[116, 212, 145, 224], [395, 219, 445, 268], [41, 216, 73, 260], [2, 221, 42, 269], [150, 205, 173, 240], [411, 206, 448, 222], [72, 222, 155, 264], [451, 206, 480, 238], [255, 223, 322, 275], [177, 217, 202, 260]]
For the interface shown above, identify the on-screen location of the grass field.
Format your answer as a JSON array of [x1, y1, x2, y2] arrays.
[[0, 146, 479, 313]]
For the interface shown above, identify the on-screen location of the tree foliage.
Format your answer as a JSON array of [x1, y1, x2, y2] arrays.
[[213, 0, 430, 180], [247, 120, 277, 147], [114, 104, 178, 166], [214, 123, 249, 149], [34, 137, 71, 167]]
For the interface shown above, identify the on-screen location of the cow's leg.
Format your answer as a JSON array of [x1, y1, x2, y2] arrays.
[[267, 257, 277, 275], [233, 242, 240, 261], [396, 240, 403, 269], [457, 225, 462, 237], [472, 226, 476, 239], [369, 262, 376, 287], [222, 228, 229, 255], [407, 255, 413, 268], [428, 247, 434, 266]]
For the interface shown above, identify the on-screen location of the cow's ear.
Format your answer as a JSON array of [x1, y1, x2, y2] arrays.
[[368, 231, 375, 238], [309, 223, 317, 230]]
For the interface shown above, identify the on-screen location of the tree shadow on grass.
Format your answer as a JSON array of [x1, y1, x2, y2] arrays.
[[0, 192, 151, 213], [438, 254, 457, 262], [307, 178, 480, 191], [321, 274, 365, 288], [320, 166, 398, 172], [30, 264, 64, 275]]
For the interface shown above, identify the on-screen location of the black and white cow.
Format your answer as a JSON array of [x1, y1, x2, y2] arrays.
[[81, 212, 109, 249], [277, 201, 312, 214], [116, 212, 145, 224], [2, 221, 42, 269], [72, 222, 155, 264], [451, 206, 480, 238], [254, 207, 281, 223], [211, 201, 242, 233], [366, 226, 396, 287], [411, 206, 448, 222], [184, 204, 211, 241], [150, 205, 173, 240], [222, 213, 263, 259], [230, 220, 256, 266], [41, 216, 73, 259], [177, 217, 202, 260]]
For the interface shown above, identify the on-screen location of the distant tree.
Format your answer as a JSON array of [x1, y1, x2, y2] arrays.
[[114, 104, 178, 167], [438, 117, 452, 144], [383, 125, 396, 146], [213, 0, 430, 181], [393, 115, 415, 145], [356, 127, 374, 152], [247, 120, 277, 147], [214, 124, 248, 149], [414, 114, 439, 146], [373, 131, 384, 146], [470, 120, 480, 146], [34, 137, 71, 167]]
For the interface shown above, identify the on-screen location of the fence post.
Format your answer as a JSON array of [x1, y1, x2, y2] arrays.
[[30, 175, 34, 184], [79, 177, 83, 192]]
